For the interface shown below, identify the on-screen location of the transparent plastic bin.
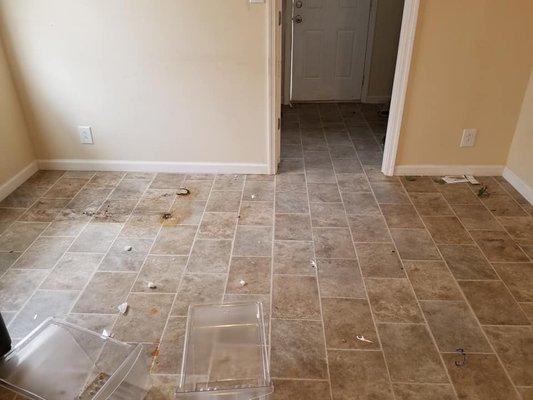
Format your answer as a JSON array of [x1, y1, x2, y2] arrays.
[[175, 302, 273, 400], [0, 318, 151, 400]]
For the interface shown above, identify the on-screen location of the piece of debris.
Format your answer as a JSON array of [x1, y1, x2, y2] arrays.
[[455, 348, 467, 367], [433, 178, 446, 185], [233, 175, 239, 180], [251, 194, 257, 199], [101, 329, 114, 338], [405, 176, 417, 182], [147, 281, 157, 289], [356, 335, 373, 343], [177, 187, 190, 196], [239, 279, 247, 287], [465, 175, 480, 185], [117, 302, 129, 315], [477, 186, 489, 198], [83, 211, 95, 216], [442, 175, 470, 184], [33, 314, 38, 320], [310, 259, 318, 269], [124, 245, 133, 252], [162, 212, 172, 220]]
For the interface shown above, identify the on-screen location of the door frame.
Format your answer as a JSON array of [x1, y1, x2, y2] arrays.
[[380, 0, 419, 175], [270, 0, 420, 176], [268, 0, 283, 174], [360, 0, 378, 103]]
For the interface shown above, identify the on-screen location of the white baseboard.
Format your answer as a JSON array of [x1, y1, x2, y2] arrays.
[[37, 159, 269, 175], [503, 167, 533, 205], [0, 161, 39, 202], [394, 164, 505, 176], [363, 95, 391, 104]]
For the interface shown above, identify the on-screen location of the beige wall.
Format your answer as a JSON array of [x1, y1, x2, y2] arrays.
[[506, 67, 533, 190], [0, 37, 34, 185], [396, 0, 533, 168], [366, 0, 404, 101], [0, 1, 268, 168]]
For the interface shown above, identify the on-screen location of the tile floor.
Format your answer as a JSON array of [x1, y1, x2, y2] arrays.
[[0, 102, 532, 399]]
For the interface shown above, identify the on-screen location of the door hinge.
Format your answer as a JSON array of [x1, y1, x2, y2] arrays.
[[278, 10, 282, 26], [277, 117, 281, 130]]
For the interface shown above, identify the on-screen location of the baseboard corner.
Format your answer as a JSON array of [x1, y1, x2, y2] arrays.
[[0, 161, 39, 202], [502, 167, 533, 205]]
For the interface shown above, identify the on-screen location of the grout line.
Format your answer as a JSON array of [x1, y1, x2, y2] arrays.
[[148, 175, 212, 373], [221, 175, 246, 300], [310, 104, 335, 400], [268, 164, 278, 359], [335, 103, 398, 400]]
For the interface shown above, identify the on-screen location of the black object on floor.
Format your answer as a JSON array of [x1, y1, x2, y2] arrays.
[[0, 313, 11, 357]]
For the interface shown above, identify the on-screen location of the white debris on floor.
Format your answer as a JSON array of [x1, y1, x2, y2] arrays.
[[117, 303, 129, 315], [356, 335, 373, 343]]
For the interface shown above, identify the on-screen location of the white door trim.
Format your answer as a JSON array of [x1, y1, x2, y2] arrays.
[[282, 0, 293, 105], [360, 0, 378, 103], [268, 0, 282, 174], [381, 0, 419, 176]]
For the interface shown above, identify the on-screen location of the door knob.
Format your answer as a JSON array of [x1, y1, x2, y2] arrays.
[[293, 15, 303, 24]]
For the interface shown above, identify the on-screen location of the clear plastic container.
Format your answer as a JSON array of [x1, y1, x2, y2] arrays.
[[0, 318, 151, 400], [175, 302, 273, 400]]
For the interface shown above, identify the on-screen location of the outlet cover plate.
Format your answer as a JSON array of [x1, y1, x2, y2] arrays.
[[78, 126, 94, 144], [460, 129, 477, 147]]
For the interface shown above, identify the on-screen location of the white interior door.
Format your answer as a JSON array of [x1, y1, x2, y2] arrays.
[[291, 0, 371, 101]]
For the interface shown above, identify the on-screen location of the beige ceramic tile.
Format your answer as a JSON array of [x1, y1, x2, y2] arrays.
[[421, 300, 492, 353], [390, 229, 441, 261], [227, 256, 271, 294], [270, 319, 328, 379], [272, 275, 320, 319], [317, 258, 366, 298], [322, 298, 379, 350], [443, 353, 519, 400], [404, 261, 463, 300], [379, 323, 448, 383], [366, 278, 424, 323], [355, 242, 405, 278], [459, 280, 529, 325], [273, 241, 315, 275], [187, 239, 232, 273], [329, 350, 394, 400]]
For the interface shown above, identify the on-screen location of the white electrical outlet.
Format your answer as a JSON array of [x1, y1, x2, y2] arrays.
[[78, 126, 94, 144], [460, 129, 477, 147]]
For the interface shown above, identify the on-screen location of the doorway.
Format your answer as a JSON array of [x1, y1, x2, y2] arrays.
[[268, 0, 420, 176]]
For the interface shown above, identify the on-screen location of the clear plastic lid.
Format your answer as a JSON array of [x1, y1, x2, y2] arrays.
[[0, 318, 151, 400], [175, 302, 273, 400]]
